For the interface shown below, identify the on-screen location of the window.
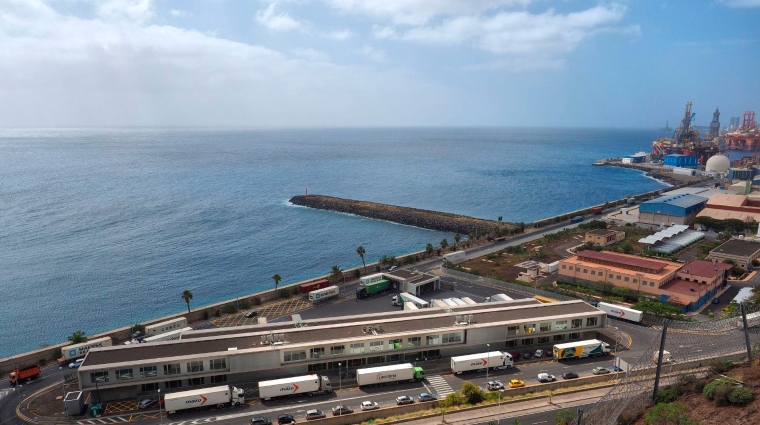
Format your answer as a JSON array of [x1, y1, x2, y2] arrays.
[[591, 271, 596, 275], [569, 332, 581, 340], [575, 267, 580, 271], [586, 317, 598, 327], [616, 275, 621, 280], [389, 338, 403, 349], [186, 361, 204, 373], [367, 356, 385, 365], [624, 277, 629, 282], [523, 323, 536, 334], [116, 369, 133, 381], [553, 334, 565, 342], [310, 348, 325, 359], [308, 363, 326, 372], [633, 279, 638, 283], [407, 337, 421, 347], [571, 319, 583, 329], [650, 282, 655, 287], [210, 359, 227, 370], [425, 335, 440, 346], [369, 341, 384, 352], [555, 320, 567, 331], [284, 350, 307, 362], [507, 325, 519, 336], [210, 375, 227, 384], [188, 377, 205, 386], [330, 345, 345, 356], [140, 366, 157, 379], [538, 336, 549, 344], [521, 338, 533, 346], [141, 383, 159, 392], [562, 265, 566, 269], [403, 352, 421, 362], [609, 274, 614, 278], [442, 333, 462, 344], [505, 340, 517, 348], [164, 380, 182, 389], [163, 364, 181, 376], [387, 354, 401, 362], [90, 371, 109, 383], [539, 322, 551, 332], [583, 269, 587, 273], [350, 343, 365, 354]]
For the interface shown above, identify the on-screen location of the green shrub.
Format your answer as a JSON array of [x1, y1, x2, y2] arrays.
[[439, 392, 464, 407], [644, 403, 696, 425], [214, 309, 221, 317], [703, 378, 734, 399], [354, 269, 361, 277], [690, 379, 706, 395], [52, 347, 62, 360], [202, 310, 209, 320], [278, 288, 293, 298], [711, 360, 735, 373], [729, 387, 754, 405], [252, 296, 261, 306], [556, 409, 575, 425], [460, 381, 484, 404], [222, 304, 238, 314], [655, 386, 681, 404], [714, 384, 734, 406]]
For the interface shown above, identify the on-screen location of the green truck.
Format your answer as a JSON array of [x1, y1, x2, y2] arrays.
[[356, 279, 391, 299]]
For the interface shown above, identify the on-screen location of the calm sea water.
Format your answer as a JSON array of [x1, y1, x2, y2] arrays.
[[0, 128, 667, 358]]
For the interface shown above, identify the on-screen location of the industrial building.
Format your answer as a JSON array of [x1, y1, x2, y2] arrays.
[[708, 239, 760, 269], [663, 154, 699, 168], [584, 229, 625, 247], [381, 269, 441, 296], [697, 193, 760, 223], [559, 251, 730, 312], [76, 299, 606, 400], [638, 193, 708, 225]]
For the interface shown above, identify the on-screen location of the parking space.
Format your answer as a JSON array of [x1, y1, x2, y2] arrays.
[[210, 298, 313, 327], [104, 401, 139, 414]]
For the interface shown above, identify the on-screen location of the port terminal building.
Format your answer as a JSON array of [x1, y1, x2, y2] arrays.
[[76, 299, 605, 400], [637, 193, 708, 225]]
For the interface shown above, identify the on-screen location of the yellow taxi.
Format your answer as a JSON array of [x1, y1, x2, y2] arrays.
[[508, 379, 525, 388]]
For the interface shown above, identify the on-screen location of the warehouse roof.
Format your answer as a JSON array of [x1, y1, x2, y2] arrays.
[[641, 194, 708, 209], [82, 300, 601, 367], [710, 240, 760, 257], [576, 250, 670, 273], [679, 260, 732, 278], [705, 193, 748, 208]]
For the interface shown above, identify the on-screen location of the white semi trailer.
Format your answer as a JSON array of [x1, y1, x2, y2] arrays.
[[442, 251, 466, 263], [163, 385, 245, 414], [258, 375, 332, 400], [61, 337, 112, 361], [597, 302, 643, 323], [356, 364, 425, 387], [143, 327, 193, 343], [308, 285, 340, 302], [450, 351, 514, 374], [145, 318, 188, 337], [485, 294, 513, 302]]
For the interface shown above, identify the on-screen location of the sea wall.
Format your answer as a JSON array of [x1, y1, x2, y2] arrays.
[[290, 195, 509, 235]]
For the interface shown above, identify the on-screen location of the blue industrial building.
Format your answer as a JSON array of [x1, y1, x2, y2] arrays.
[[729, 168, 754, 181], [663, 154, 699, 168], [638, 194, 708, 225]]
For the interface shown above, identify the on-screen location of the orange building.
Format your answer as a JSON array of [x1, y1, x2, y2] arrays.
[[584, 229, 626, 247]]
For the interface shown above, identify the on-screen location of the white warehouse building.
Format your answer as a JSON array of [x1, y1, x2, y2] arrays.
[[78, 299, 606, 400]]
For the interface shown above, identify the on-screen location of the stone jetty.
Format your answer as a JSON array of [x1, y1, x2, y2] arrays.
[[289, 195, 512, 235]]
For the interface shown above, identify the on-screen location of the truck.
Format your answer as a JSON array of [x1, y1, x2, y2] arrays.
[[9, 364, 41, 386], [485, 293, 513, 302], [404, 302, 418, 310], [451, 351, 514, 375], [392, 292, 429, 308], [258, 374, 332, 400], [356, 279, 391, 299], [356, 364, 425, 387], [163, 385, 245, 414], [597, 302, 643, 323], [553, 339, 611, 360], [591, 206, 603, 214], [61, 337, 113, 362], [460, 297, 477, 305], [308, 285, 340, 302], [145, 318, 188, 337], [442, 251, 466, 264], [143, 327, 192, 343], [299, 278, 329, 294], [432, 299, 449, 308]]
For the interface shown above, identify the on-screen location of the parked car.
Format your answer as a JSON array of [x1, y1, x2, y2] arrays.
[[592, 367, 610, 375], [277, 414, 295, 424], [305, 410, 325, 421], [360, 401, 380, 411], [508, 379, 525, 388], [537, 373, 556, 383], [418, 392, 437, 402], [509, 352, 521, 362], [712, 298, 720, 304], [522, 351, 532, 360], [389, 266, 398, 271], [250, 417, 272, 425], [396, 395, 414, 405], [138, 399, 158, 410], [534, 349, 545, 358], [561, 372, 579, 380], [331, 406, 353, 416], [69, 359, 85, 369], [245, 310, 258, 318], [486, 381, 505, 391]]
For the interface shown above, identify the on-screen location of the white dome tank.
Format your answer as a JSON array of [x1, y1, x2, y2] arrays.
[[705, 154, 730, 173]]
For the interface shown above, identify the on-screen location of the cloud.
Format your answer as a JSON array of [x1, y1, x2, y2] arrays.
[[320, 29, 354, 40], [170, 9, 191, 18], [359, 45, 386, 62], [292, 48, 330, 61], [98, 0, 155, 23], [325, 0, 531, 25], [255, 2, 304, 32], [718, 0, 760, 7]]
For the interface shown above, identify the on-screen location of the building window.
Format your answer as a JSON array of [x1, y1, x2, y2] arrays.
[[350, 343, 365, 354], [570, 332, 581, 340], [387, 354, 401, 362], [426, 335, 440, 346], [163, 364, 181, 376], [442, 333, 462, 344], [521, 338, 533, 346], [188, 377, 205, 386], [575, 267, 580, 271], [540, 322, 551, 332], [633, 279, 638, 283], [308, 363, 326, 372], [115, 369, 133, 381], [367, 356, 385, 365], [310, 348, 325, 359], [562, 265, 566, 269], [538, 336, 549, 344], [571, 319, 582, 329], [624, 277, 629, 282], [616, 275, 621, 280], [284, 350, 307, 362], [507, 325, 519, 336], [650, 282, 655, 287], [141, 383, 159, 392], [369, 341, 384, 352], [553, 334, 565, 342], [210, 375, 227, 384], [164, 380, 182, 389], [186, 361, 204, 373], [555, 320, 567, 330], [523, 324, 536, 334], [505, 340, 517, 348], [586, 317, 598, 327], [609, 274, 614, 278], [210, 359, 227, 370], [140, 366, 157, 379], [407, 337, 421, 347], [591, 271, 596, 275], [330, 345, 345, 356], [389, 339, 403, 349], [90, 371, 109, 384]]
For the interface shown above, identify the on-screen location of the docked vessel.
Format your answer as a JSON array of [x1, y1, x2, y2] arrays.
[[724, 111, 759, 151], [651, 102, 722, 164]]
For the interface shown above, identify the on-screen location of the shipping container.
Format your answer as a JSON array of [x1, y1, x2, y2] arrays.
[[442, 251, 466, 263], [308, 285, 340, 302], [553, 339, 610, 360], [258, 375, 331, 400], [164, 385, 245, 414], [392, 292, 429, 308], [143, 327, 192, 343], [450, 351, 513, 374], [432, 299, 449, 308], [299, 279, 329, 294], [450, 298, 467, 306], [485, 293, 513, 302], [597, 302, 643, 323], [356, 279, 391, 299], [460, 297, 477, 305], [403, 302, 418, 310], [359, 273, 384, 286], [61, 337, 112, 361], [541, 261, 560, 273], [356, 364, 424, 387], [145, 318, 188, 337]]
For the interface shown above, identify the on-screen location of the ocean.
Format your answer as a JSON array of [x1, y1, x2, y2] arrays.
[[0, 127, 668, 358]]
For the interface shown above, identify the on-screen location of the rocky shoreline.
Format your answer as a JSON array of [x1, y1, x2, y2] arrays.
[[289, 195, 511, 235], [597, 161, 710, 186]]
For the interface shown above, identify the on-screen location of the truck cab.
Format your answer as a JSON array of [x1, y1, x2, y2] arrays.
[[413, 367, 425, 381]]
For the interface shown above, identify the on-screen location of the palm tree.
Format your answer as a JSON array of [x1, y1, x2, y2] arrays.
[[388, 256, 397, 268], [356, 246, 367, 273], [272, 274, 282, 293], [330, 265, 343, 283], [454, 233, 461, 247], [181, 290, 194, 313], [440, 238, 449, 251], [379, 255, 389, 269], [425, 243, 434, 257], [68, 331, 87, 344]]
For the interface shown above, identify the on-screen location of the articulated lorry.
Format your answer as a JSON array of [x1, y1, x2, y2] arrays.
[[451, 351, 514, 374], [553, 339, 611, 360], [60, 337, 113, 362], [308, 285, 340, 302], [485, 293, 513, 302], [163, 385, 245, 414], [442, 251, 466, 263], [597, 302, 643, 323], [356, 279, 391, 299], [258, 375, 332, 400], [145, 317, 188, 337], [9, 364, 41, 386], [356, 364, 425, 387]]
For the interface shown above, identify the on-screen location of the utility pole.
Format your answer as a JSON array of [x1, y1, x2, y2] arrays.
[[741, 303, 753, 361], [652, 320, 670, 403]]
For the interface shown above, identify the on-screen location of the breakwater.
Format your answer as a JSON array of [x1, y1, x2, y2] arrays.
[[289, 195, 514, 235]]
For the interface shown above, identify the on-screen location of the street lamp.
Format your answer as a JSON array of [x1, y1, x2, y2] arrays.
[[497, 391, 501, 424], [486, 344, 490, 384], [338, 363, 342, 410], [158, 389, 163, 425], [59, 366, 68, 419]]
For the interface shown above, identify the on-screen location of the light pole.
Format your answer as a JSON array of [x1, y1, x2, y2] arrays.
[[158, 389, 163, 425], [497, 391, 501, 424], [59, 366, 68, 419], [486, 343, 490, 384], [338, 362, 342, 409]]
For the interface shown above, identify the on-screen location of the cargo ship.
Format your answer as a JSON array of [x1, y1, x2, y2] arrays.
[[651, 102, 722, 165]]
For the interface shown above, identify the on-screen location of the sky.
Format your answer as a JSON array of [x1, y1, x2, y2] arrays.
[[0, 0, 759, 128]]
